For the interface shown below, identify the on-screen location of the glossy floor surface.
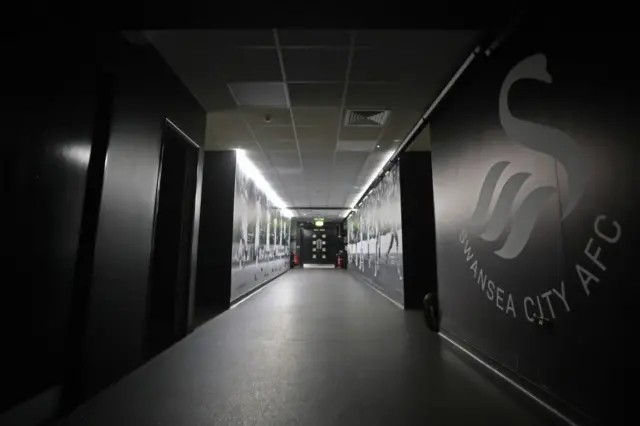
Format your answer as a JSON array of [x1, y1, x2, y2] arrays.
[[58, 269, 555, 426]]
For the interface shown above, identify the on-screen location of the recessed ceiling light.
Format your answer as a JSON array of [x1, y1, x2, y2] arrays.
[[376, 144, 380, 148]]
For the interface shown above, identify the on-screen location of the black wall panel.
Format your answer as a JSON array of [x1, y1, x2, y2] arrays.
[[145, 124, 199, 359], [80, 33, 205, 399], [2, 32, 99, 416], [430, 25, 638, 423], [399, 152, 438, 310], [196, 151, 236, 320]]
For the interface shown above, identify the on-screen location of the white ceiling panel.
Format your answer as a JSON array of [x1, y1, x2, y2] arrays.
[[219, 48, 282, 82], [336, 140, 377, 152], [266, 150, 300, 169], [346, 83, 433, 110], [228, 82, 288, 107], [339, 126, 384, 142], [288, 83, 344, 107], [291, 107, 341, 127], [283, 49, 351, 82], [240, 107, 291, 127], [252, 125, 295, 140], [257, 139, 297, 151], [278, 30, 352, 47], [151, 29, 481, 217]]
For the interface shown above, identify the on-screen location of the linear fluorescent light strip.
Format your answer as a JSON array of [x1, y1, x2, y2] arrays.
[[235, 149, 293, 218], [346, 45, 482, 216], [351, 149, 395, 209]]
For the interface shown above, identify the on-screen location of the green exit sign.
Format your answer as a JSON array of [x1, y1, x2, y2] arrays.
[[314, 218, 324, 227]]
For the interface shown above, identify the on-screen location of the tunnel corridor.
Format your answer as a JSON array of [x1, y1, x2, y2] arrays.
[[57, 269, 553, 426], [4, 6, 637, 426]]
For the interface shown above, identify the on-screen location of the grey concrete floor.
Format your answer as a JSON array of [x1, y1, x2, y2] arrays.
[[58, 269, 555, 426]]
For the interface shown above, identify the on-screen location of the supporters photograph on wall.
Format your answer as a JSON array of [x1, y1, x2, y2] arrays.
[[347, 162, 404, 305], [231, 164, 290, 301]]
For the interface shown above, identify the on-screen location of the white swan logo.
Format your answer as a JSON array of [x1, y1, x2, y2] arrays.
[[468, 54, 589, 260]]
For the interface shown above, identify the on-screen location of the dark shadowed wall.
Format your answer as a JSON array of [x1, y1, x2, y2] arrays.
[[430, 24, 637, 424], [196, 151, 236, 320], [80, 33, 205, 399], [2, 32, 100, 421], [399, 151, 438, 310]]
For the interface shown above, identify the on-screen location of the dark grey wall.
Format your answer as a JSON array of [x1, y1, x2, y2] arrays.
[[430, 24, 637, 424], [196, 151, 236, 321], [2, 32, 99, 419], [399, 152, 438, 310], [80, 33, 205, 399]]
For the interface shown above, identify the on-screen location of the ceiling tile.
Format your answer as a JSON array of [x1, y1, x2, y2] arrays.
[[291, 107, 341, 126], [339, 126, 383, 141], [228, 82, 287, 107], [299, 139, 335, 152], [257, 139, 297, 151], [277, 30, 352, 47], [206, 111, 255, 149], [252, 126, 295, 140], [336, 140, 377, 152], [241, 107, 291, 127], [345, 83, 431, 110], [153, 30, 475, 212], [266, 150, 300, 169], [303, 156, 333, 173], [219, 48, 282, 82], [283, 49, 350, 82], [276, 166, 304, 176], [191, 80, 237, 112], [214, 30, 275, 47], [296, 125, 336, 140], [152, 30, 275, 48], [355, 30, 479, 49], [350, 48, 417, 82], [335, 151, 369, 169], [288, 83, 344, 107]]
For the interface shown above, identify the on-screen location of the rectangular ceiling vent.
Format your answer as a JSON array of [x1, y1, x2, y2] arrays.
[[344, 110, 390, 127]]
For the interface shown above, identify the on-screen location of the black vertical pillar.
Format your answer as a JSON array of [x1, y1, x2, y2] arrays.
[[399, 151, 438, 310], [195, 151, 237, 324]]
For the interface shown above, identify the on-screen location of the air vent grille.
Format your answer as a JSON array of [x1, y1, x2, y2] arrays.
[[344, 110, 390, 127]]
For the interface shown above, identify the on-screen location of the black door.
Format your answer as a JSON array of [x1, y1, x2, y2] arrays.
[[300, 224, 338, 265], [146, 121, 199, 359]]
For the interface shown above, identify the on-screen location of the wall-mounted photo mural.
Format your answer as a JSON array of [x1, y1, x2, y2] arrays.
[[347, 163, 404, 306], [230, 164, 290, 301], [430, 27, 635, 423]]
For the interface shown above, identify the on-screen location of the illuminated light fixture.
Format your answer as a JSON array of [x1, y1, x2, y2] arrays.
[[235, 149, 293, 218], [350, 148, 395, 209], [314, 220, 324, 227]]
